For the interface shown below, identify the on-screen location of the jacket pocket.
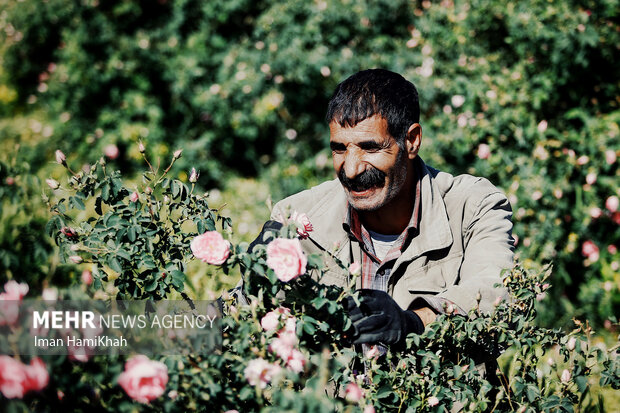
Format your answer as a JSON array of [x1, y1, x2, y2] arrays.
[[404, 253, 463, 294]]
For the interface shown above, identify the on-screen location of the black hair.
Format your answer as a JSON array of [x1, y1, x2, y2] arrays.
[[325, 69, 420, 148]]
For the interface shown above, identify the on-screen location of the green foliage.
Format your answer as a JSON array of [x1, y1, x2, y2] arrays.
[[47, 152, 231, 300], [9, 159, 610, 412], [0, 152, 65, 291], [0, 0, 617, 326]]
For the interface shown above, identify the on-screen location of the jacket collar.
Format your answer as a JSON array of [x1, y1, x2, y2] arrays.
[[397, 158, 453, 262]]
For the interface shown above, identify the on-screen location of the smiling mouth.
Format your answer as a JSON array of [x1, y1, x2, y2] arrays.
[[349, 186, 380, 196]]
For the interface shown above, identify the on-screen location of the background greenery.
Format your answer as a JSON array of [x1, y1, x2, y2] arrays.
[[0, 0, 618, 409]]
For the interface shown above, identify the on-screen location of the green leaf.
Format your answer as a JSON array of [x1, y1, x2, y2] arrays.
[[116, 250, 131, 261], [171, 270, 185, 290], [128, 226, 136, 242], [45, 216, 61, 237], [145, 277, 159, 292], [101, 183, 110, 202], [70, 195, 85, 210], [108, 257, 122, 273]]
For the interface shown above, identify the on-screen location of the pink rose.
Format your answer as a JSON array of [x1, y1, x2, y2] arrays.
[[290, 211, 313, 239], [608, 245, 617, 254], [244, 358, 281, 389], [104, 144, 120, 160], [477, 143, 490, 160], [260, 307, 291, 332], [0, 356, 28, 398], [567, 337, 576, 351], [605, 150, 616, 165], [130, 191, 139, 202], [24, 358, 49, 393], [581, 240, 599, 261], [589, 207, 602, 219], [261, 311, 280, 332], [0, 356, 48, 399], [191, 231, 231, 265], [118, 355, 169, 404], [585, 172, 597, 185], [81, 269, 93, 286], [269, 330, 298, 360], [561, 369, 571, 383], [345, 382, 364, 403], [349, 262, 361, 276], [606, 196, 619, 213], [364, 406, 376, 413], [285, 349, 307, 373], [3, 280, 29, 300], [266, 238, 307, 282], [576, 155, 589, 165], [428, 396, 440, 407]]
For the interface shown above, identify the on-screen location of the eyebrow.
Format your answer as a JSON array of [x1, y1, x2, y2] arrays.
[[330, 139, 390, 151], [330, 142, 346, 151], [358, 141, 385, 150]]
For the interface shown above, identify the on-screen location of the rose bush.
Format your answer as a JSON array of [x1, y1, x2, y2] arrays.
[[2, 151, 613, 412]]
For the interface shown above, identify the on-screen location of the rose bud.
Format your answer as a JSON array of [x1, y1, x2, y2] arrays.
[[55, 150, 66, 165], [189, 168, 199, 183], [46, 179, 60, 190]]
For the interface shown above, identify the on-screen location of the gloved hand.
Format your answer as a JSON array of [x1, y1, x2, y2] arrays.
[[344, 289, 424, 349]]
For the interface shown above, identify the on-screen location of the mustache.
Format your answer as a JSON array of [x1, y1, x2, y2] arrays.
[[338, 167, 386, 192]]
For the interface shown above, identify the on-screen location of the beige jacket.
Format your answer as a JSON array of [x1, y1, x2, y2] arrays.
[[271, 159, 514, 314]]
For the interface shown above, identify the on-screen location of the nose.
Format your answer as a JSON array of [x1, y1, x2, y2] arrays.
[[342, 150, 366, 179]]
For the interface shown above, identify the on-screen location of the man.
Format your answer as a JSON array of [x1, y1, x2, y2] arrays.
[[250, 69, 514, 351]]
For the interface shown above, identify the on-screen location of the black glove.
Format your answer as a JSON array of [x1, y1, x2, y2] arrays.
[[344, 289, 424, 349], [248, 220, 283, 252]]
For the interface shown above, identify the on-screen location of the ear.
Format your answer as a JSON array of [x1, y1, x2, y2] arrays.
[[405, 123, 422, 159]]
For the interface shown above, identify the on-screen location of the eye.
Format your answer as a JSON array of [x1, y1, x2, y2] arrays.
[[358, 142, 383, 152], [330, 142, 346, 153]]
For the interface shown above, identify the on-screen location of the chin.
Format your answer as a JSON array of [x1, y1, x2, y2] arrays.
[[347, 192, 387, 212]]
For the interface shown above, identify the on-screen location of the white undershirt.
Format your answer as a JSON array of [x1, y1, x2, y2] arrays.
[[368, 230, 400, 261]]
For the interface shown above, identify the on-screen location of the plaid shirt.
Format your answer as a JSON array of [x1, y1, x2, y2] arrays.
[[344, 190, 421, 292]]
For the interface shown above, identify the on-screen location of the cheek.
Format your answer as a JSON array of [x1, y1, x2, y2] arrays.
[[332, 154, 344, 170], [366, 154, 395, 173]]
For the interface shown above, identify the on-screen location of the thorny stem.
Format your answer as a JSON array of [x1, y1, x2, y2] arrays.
[[155, 157, 177, 186], [141, 152, 156, 175]]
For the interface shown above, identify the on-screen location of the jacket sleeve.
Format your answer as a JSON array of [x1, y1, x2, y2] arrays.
[[439, 188, 515, 314]]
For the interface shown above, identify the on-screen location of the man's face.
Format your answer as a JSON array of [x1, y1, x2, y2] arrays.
[[330, 115, 409, 212]]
